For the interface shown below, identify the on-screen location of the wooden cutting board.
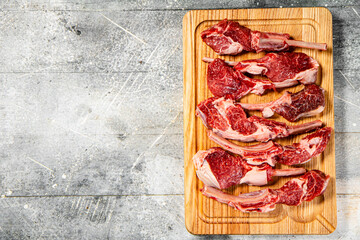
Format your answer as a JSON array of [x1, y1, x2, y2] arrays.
[[183, 7, 335, 235]]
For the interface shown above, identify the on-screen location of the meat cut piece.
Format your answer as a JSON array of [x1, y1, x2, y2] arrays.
[[207, 58, 275, 100], [196, 97, 323, 142], [206, 58, 319, 100], [208, 131, 282, 166], [274, 127, 332, 165], [193, 147, 306, 189], [240, 84, 325, 122], [203, 52, 319, 89], [201, 170, 330, 213], [201, 19, 327, 55], [205, 53, 320, 100], [234, 52, 319, 86], [208, 127, 332, 166]]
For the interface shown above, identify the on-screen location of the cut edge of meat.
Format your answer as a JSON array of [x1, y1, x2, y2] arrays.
[[276, 127, 333, 165], [294, 57, 320, 85], [193, 149, 221, 189]]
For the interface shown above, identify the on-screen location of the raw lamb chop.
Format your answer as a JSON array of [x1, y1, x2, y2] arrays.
[[240, 84, 325, 122], [201, 170, 330, 213], [208, 127, 332, 166], [207, 58, 275, 100], [193, 147, 306, 189], [203, 52, 319, 89], [208, 132, 283, 166], [206, 56, 319, 100], [201, 19, 327, 55], [196, 97, 323, 142]]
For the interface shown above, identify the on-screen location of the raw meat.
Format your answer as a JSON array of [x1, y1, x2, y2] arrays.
[[201, 19, 327, 55], [196, 97, 323, 142], [240, 84, 325, 122], [207, 58, 275, 100], [193, 147, 306, 189], [201, 170, 330, 212], [208, 131, 283, 166], [208, 127, 332, 166], [203, 52, 319, 89], [274, 127, 332, 165]]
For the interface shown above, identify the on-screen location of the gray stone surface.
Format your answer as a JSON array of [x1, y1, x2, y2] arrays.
[[0, 0, 359, 238], [0, 195, 359, 239], [1, 0, 359, 10]]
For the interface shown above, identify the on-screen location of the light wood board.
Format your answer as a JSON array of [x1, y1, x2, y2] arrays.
[[183, 7, 336, 235]]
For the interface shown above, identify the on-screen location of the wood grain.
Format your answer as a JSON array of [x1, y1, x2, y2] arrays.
[[183, 7, 336, 235]]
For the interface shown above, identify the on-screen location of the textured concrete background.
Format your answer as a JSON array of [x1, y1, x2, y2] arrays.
[[0, 0, 359, 239]]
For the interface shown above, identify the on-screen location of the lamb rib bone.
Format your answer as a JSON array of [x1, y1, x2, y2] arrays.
[[193, 147, 306, 189], [201, 170, 330, 213]]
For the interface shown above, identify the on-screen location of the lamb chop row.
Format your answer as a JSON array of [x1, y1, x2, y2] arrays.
[[193, 19, 331, 213], [201, 170, 330, 213], [193, 147, 306, 189], [205, 52, 320, 100], [196, 97, 323, 142], [208, 127, 332, 166], [201, 19, 327, 55]]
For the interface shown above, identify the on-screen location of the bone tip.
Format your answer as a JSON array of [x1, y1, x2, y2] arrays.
[[321, 43, 327, 51], [202, 57, 213, 63]]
